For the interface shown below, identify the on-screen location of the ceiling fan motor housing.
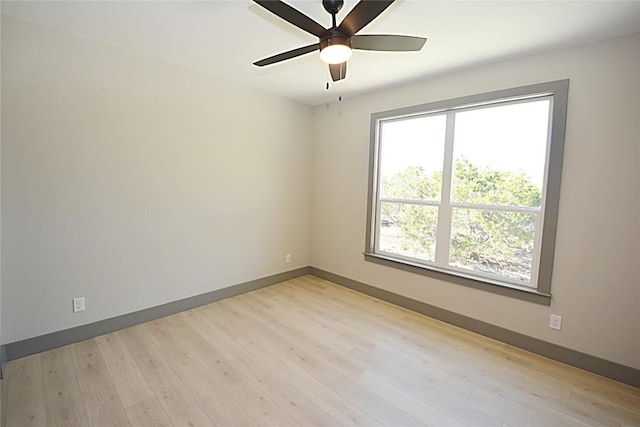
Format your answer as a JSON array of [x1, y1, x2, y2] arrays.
[[320, 29, 352, 50]]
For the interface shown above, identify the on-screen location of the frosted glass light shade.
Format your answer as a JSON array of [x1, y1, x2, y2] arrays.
[[320, 44, 352, 64]]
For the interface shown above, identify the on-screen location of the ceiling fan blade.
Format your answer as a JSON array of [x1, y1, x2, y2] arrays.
[[352, 34, 427, 51], [254, 0, 327, 38], [254, 43, 320, 67], [337, 0, 395, 36], [329, 62, 347, 82]]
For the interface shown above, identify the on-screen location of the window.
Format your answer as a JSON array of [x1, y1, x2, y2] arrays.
[[365, 81, 569, 304]]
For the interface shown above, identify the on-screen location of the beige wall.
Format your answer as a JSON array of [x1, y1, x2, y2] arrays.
[[311, 33, 640, 369], [1, 16, 312, 343], [1, 13, 639, 373], [0, 3, 3, 385]]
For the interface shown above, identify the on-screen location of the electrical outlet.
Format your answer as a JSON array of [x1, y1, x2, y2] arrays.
[[73, 297, 85, 313], [549, 314, 562, 330], [285, 254, 292, 264]]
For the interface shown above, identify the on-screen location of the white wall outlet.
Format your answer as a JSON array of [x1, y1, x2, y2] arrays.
[[73, 297, 85, 313], [285, 254, 292, 264], [549, 314, 562, 330]]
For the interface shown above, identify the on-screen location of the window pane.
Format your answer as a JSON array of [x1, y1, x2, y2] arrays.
[[449, 208, 537, 285], [452, 100, 549, 207], [380, 115, 446, 201], [379, 202, 438, 262]]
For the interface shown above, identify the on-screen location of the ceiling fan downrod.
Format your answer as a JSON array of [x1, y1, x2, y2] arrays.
[[322, 0, 344, 28]]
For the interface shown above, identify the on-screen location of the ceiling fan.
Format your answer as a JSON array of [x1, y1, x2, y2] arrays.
[[253, 0, 427, 82]]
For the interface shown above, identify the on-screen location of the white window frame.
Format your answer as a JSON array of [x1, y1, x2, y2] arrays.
[[364, 81, 569, 305]]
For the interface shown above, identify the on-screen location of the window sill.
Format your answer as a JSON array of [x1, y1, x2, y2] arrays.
[[363, 252, 552, 305]]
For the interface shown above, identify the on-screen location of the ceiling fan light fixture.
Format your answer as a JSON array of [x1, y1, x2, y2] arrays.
[[320, 36, 352, 64], [253, 0, 427, 82]]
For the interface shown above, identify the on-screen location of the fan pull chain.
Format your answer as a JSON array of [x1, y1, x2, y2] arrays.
[[325, 82, 342, 102]]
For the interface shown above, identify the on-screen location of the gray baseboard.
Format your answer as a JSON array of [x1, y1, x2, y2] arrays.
[[4, 267, 311, 362], [4, 265, 638, 389], [1, 344, 5, 379], [310, 267, 640, 389]]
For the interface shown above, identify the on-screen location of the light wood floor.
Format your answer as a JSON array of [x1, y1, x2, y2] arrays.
[[2, 275, 639, 426]]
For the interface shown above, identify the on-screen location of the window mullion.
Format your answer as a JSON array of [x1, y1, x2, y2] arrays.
[[434, 112, 456, 266]]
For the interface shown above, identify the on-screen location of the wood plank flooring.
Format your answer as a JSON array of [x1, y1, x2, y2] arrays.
[[2, 275, 639, 426]]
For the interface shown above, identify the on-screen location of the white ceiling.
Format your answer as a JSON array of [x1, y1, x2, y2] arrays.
[[2, 0, 639, 105]]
